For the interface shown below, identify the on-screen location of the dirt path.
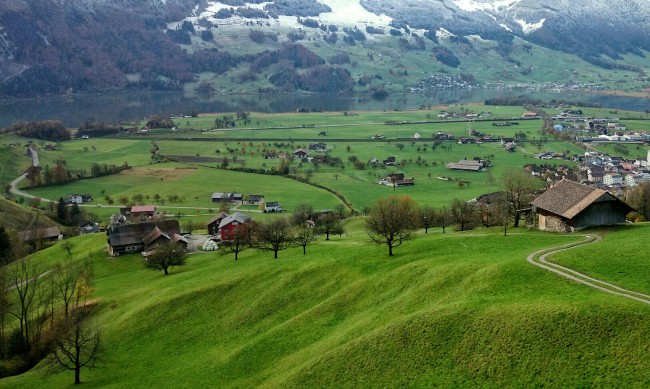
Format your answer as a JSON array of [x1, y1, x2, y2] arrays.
[[527, 234, 650, 305]]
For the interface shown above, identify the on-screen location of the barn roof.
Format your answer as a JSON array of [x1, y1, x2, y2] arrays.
[[530, 179, 632, 219], [131, 205, 156, 213]]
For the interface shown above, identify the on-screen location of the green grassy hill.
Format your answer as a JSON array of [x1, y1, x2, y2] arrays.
[[2, 222, 649, 387]]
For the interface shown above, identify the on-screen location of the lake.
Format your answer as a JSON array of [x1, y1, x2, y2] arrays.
[[0, 89, 648, 128]]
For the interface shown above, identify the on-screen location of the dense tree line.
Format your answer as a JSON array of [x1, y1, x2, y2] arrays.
[[6, 121, 69, 142]]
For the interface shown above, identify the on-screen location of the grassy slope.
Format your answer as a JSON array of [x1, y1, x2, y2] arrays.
[[2, 222, 650, 387], [550, 224, 650, 295], [0, 198, 59, 231]]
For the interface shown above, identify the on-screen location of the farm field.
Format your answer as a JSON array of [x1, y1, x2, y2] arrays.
[[5, 103, 648, 222], [2, 222, 650, 388]]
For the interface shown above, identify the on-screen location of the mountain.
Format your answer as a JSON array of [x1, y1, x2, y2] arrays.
[[360, 0, 650, 63], [0, 0, 648, 99]]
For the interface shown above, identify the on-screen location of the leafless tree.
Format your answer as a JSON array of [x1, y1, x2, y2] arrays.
[[49, 310, 101, 385], [256, 218, 294, 259], [366, 196, 419, 256], [294, 225, 317, 255]]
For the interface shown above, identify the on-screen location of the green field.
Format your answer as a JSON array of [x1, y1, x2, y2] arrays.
[[551, 224, 650, 295], [2, 222, 649, 387], [8, 105, 648, 219]]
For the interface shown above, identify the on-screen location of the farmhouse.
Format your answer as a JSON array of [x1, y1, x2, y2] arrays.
[[218, 212, 253, 242], [264, 202, 282, 213], [142, 226, 188, 256], [380, 173, 415, 186], [530, 179, 634, 232], [18, 226, 62, 243], [107, 220, 181, 256], [130, 205, 156, 219], [247, 194, 265, 205], [447, 159, 485, 172], [206, 212, 230, 235]]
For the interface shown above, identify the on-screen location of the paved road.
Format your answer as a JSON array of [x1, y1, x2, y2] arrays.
[[9, 173, 54, 202], [527, 235, 650, 305]]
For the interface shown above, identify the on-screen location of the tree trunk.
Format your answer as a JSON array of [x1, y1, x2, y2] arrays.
[[303, 246, 306, 255], [513, 211, 521, 227], [325, 232, 330, 241], [163, 266, 169, 275], [75, 344, 81, 384], [388, 244, 393, 256], [274, 250, 278, 259]]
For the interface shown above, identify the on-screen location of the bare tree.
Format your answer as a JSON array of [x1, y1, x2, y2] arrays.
[[317, 213, 343, 240], [419, 206, 436, 233], [501, 168, 542, 227], [366, 196, 419, 256], [144, 241, 187, 275], [219, 222, 255, 260], [450, 199, 477, 231], [436, 207, 450, 234], [49, 310, 101, 385], [8, 259, 43, 352], [294, 225, 317, 255], [256, 218, 294, 259]]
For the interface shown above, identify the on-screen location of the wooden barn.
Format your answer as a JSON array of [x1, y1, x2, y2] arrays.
[[530, 179, 634, 232]]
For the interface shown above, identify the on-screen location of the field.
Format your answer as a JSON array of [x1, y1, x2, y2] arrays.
[[2, 222, 650, 387], [551, 224, 650, 295], [7, 104, 647, 222]]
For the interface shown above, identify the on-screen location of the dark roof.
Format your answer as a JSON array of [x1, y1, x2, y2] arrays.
[[530, 179, 633, 219], [248, 194, 264, 201], [206, 212, 230, 226], [18, 226, 61, 241], [108, 220, 180, 247]]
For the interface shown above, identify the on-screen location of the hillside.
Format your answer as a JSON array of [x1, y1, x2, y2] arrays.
[[0, 198, 59, 232], [1, 0, 648, 98], [2, 222, 649, 387]]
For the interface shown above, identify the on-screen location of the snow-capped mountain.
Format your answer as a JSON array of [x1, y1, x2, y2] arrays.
[[0, 0, 648, 98], [361, 0, 650, 58]]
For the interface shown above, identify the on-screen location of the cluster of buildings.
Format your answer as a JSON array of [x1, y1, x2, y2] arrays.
[[579, 150, 650, 191]]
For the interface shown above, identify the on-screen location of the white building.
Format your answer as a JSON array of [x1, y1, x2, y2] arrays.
[[603, 173, 623, 186], [626, 173, 650, 187]]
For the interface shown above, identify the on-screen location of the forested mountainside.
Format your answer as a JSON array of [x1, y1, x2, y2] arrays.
[[0, 0, 648, 98]]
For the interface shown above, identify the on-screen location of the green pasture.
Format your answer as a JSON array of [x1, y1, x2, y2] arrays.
[[550, 224, 650, 295], [23, 163, 345, 214], [3, 222, 650, 388], [590, 142, 650, 159], [36, 138, 154, 170]]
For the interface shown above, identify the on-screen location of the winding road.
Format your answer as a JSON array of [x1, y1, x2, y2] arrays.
[[527, 234, 650, 305]]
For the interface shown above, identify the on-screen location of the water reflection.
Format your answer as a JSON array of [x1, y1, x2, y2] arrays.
[[0, 89, 648, 127]]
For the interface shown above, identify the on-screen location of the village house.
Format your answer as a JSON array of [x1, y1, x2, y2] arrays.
[[106, 220, 181, 256], [264, 202, 282, 213], [308, 143, 329, 152], [447, 159, 485, 172], [130, 205, 157, 219], [218, 212, 253, 242], [206, 212, 230, 235], [142, 226, 188, 256], [603, 173, 623, 186], [247, 194, 265, 205], [18, 226, 62, 243], [530, 179, 634, 232], [293, 148, 309, 158], [380, 173, 415, 186], [383, 156, 397, 166]]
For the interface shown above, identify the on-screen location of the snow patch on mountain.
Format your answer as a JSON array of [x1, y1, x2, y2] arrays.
[[319, 0, 392, 28], [452, 0, 523, 13], [515, 18, 545, 34]]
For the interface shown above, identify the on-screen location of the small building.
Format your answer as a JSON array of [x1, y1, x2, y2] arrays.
[[18, 226, 62, 243], [383, 156, 397, 166], [293, 148, 309, 158], [522, 111, 539, 118], [206, 212, 230, 235], [603, 173, 623, 186], [106, 220, 181, 256], [530, 179, 634, 232], [130, 205, 156, 219], [264, 202, 282, 213], [447, 159, 485, 172], [218, 212, 253, 242], [79, 221, 100, 235], [247, 195, 265, 205], [142, 226, 188, 256]]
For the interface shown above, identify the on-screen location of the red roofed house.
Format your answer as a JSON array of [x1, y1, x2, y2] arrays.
[[131, 205, 157, 219], [530, 179, 634, 232]]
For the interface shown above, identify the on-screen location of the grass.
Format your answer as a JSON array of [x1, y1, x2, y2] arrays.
[[2, 222, 650, 387], [550, 224, 650, 295]]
